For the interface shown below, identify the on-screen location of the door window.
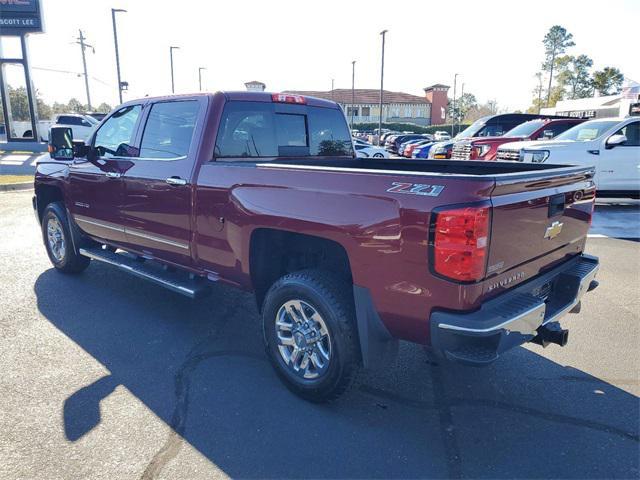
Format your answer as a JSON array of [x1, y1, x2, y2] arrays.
[[138, 101, 199, 160], [94, 105, 141, 158], [612, 122, 640, 146]]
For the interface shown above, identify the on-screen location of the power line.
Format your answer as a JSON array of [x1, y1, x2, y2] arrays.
[[31, 66, 115, 88]]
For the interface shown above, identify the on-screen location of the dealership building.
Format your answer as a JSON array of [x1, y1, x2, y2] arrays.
[[540, 81, 640, 119], [283, 84, 450, 126]]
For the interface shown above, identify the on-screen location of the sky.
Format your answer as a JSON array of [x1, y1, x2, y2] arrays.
[[2, 0, 639, 112]]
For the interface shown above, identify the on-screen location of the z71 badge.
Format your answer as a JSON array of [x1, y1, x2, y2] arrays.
[[386, 182, 444, 197]]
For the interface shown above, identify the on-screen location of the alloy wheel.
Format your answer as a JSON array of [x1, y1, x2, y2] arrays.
[[275, 299, 332, 379]]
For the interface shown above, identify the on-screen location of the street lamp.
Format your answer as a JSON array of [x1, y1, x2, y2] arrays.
[[111, 8, 127, 105], [378, 29, 388, 146], [452, 73, 459, 136], [351, 60, 356, 131], [170, 46, 180, 93], [198, 67, 206, 91]]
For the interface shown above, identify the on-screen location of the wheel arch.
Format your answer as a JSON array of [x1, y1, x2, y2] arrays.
[[34, 183, 64, 223], [249, 228, 353, 311]]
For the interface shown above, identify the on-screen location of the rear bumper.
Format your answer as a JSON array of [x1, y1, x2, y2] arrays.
[[429, 254, 599, 365]]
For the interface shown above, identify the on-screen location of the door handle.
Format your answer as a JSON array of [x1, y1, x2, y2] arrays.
[[105, 171, 121, 178], [166, 176, 187, 186]]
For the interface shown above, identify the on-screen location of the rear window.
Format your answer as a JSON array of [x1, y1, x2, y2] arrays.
[[214, 101, 353, 159]]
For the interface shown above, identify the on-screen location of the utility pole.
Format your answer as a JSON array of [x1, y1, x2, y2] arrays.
[[378, 29, 387, 146], [350, 60, 356, 131], [198, 67, 206, 91], [76, 30, 93, 110], [111, 8, 127, 105], [331, 78, 334, 101], [452, 73, 459, 137], [460, 82, 465, 126], [169, 46, 179, 93]]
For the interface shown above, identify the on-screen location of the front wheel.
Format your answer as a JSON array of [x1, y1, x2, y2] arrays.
[[42, 202, 90, 274], [262, 270, 360, 402], [373, 153, 384, 158]]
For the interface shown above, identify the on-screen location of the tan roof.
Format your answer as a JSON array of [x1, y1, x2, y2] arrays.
[[285, 88, 430, 105]]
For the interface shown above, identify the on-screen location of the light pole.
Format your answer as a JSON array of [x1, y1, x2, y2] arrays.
[[198, 67, 206, 91], [378, 29, 388, 146], [452, 73, 459, 136], [169, 46, 179, 93], [111, 8, 126, 105], [350, 60, 356, 131]]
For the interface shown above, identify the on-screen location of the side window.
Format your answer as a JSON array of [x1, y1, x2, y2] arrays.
[[58, 116, 74, 125], [139, 101, 199, 160], [93, 105, 141, 158], [613, 122, 640, 147]]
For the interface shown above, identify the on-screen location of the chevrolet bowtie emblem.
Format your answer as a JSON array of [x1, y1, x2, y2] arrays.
[[544, 221, 564, 239]]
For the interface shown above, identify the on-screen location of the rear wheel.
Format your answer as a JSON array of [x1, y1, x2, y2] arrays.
[[373, 153, 384, 158], [262, 270, 360, 402], [42, 202, 90, 274]]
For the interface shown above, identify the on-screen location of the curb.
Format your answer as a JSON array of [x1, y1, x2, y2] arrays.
[[0, 182, 33, 192]]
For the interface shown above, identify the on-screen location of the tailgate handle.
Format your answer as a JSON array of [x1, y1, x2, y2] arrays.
[[548, 194, 565, 217]]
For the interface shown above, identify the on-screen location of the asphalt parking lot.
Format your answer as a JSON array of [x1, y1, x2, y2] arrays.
[[1, 189, 638, 479]]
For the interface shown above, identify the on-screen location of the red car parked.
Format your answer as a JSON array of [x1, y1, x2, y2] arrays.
[[451, 118, 585, 161]]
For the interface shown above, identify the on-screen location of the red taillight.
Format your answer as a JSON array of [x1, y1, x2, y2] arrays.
[[433, 206, 490, 282], [271, 93, 306, 104]]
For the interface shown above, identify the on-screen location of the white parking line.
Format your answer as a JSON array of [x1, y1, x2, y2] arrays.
[[2, 154, 31, 162]]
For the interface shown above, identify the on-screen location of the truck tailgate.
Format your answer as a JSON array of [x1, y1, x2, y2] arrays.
[[485, 166, 595, 287]]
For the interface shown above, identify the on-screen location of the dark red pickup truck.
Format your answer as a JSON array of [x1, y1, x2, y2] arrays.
[[35, 91, 599, 401]]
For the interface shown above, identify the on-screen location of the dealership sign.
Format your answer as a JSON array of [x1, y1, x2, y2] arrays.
[[0, 0, 43, 34]]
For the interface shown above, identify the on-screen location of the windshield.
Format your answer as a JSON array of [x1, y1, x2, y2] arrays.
[[555, 120, 618, 142], [505, 120, 546, 138], [455, 117, 489, 139]]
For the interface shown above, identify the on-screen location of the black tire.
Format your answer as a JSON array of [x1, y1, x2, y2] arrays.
[[262, 270, 360, 402], [42, 202, 90, 274], [373, 153, 384, 158]]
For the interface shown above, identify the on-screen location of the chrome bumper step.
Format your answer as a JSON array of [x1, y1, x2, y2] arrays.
[[79, 247, 211, 299]]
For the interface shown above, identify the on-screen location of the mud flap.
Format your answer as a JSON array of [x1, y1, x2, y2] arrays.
[[353, 285, 399, 369]]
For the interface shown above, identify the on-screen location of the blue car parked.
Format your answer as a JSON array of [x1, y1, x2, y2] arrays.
[[413, 142, 436, 158]]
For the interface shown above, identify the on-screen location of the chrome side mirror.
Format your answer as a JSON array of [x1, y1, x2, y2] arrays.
[[606, 134, 627, 149]]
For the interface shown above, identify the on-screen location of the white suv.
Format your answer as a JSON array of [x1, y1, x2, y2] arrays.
[[497, 117, 640, 199]]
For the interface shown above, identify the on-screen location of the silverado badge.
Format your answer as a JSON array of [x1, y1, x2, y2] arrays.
[[544, 221, 564, 239]]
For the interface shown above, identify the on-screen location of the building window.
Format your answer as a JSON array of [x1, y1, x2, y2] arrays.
[[416, 108, 422, 117], [404, 107, 411, 117], [361, 107, 370, 116], [346, 106, 359, 117]]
